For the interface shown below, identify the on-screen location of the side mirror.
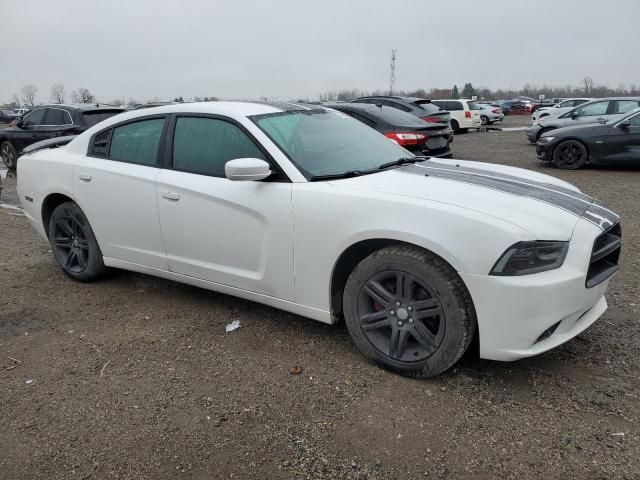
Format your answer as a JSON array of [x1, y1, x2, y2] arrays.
[[570, 112, 579, 119], [617, 120, 630, 130], [225, 158, 272, 181]]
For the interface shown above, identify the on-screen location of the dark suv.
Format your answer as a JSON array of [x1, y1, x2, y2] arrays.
[[0, 104, 125, 168]]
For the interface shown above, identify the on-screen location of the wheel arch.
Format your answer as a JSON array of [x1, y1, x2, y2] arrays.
[[537, 126, 556, 140], [329, 238, 469, 324], [41, 193, 75, 239]]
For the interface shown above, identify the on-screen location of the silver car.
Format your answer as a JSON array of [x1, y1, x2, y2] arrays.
[[475, 103, 504, 125], [526, 97, 640, 143], [531, 98, 591, 122]]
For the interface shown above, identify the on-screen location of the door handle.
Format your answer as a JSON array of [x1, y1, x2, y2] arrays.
[[78, 173, 92, 182], [161, 191, 180, 201]]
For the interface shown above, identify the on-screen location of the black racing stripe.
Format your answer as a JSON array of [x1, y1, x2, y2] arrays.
[[401, 164, 589, 216], [400, 162, 617, 231]]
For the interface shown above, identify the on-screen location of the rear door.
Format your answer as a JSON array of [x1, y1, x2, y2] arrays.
[[41, 108, 75, 140], [602, 112, 640, 163], [73, 116, 168, 269], [156, 114, 294, 299]]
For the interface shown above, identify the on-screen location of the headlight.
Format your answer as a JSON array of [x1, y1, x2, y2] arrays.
[[538, 136, 555, 144], [490, 241, 569, 276]]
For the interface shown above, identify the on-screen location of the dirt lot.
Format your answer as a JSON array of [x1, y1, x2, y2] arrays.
[[1, 117, 639, 479]]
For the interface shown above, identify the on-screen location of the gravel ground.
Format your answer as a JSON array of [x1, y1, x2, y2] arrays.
[[1, 117, 639, 479]]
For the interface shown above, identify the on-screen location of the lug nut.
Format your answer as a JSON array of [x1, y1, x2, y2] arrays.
[[409, 318, 414, 324], [396, 301, 401, 306], [397, 321, 404, 327], [408, 306, 413, 311], [390, 310, 395, 316]]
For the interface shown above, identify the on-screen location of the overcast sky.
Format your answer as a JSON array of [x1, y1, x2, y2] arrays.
[[1, 0, 639, 104]]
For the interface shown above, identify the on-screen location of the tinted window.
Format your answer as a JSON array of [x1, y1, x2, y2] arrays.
[[629, 113, 640, 127], [431, 100, 445, 110], [388, 101, 411, 112], [110, 118, 164, 165], [91, 130, 111, 156], [22, 109, 46, 126], [613, 100, 640, 114], [343, 111, 377, 128], [378, 106, 429, 126], [44, 108, 69, 125], [446, 101, 463, 111], [413, 101, 442, 114], [467, 101, 478, 110], [173, 117, 265, 177], [82, 110, 124, 127], [575, 101, 608, 117]]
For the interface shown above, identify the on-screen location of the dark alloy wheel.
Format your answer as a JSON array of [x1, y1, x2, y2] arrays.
[[356, 270, 445, 362], [1, 141, 17, 169], [48, 202, 106, 281], [481, 115, 489, 126], [552, 140, 588, 170], [343, 245, 476, 378], [450, 119, 460, 133]]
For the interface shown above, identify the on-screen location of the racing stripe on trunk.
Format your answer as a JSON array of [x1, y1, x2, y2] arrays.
[[400, 161, 619, 230]]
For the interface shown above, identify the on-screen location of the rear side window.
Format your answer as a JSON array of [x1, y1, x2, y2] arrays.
[[446, 101, 463, 111], [22, 108, 46, 126], [109, 118, 165, 165], [415, 102, 442, 114], [82, 110, 124, 127], [612, 100, 640, 114], [44, 108, 71, 125], [172, 117, 265, 177], [378, 106, 428, 126], [91, 130, 111, 156]]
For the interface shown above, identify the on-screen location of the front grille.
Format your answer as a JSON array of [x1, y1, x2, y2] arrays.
[[586, 222, 621, 288]]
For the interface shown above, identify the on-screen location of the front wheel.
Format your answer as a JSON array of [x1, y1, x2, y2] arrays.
[[343, 246, 476, 378], [481, 115, 489, 126], [1, 141, 17, 169], [552, 140, 588, 170], [48, 202, 106, 281]]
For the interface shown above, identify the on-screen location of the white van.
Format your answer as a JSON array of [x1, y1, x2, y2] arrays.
[[431, 99, 481, 132]]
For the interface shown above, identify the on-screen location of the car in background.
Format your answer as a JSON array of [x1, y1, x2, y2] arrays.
[[134, 102, 177, 110], [430, 99, 481, 132], [0, 110, 19, 123], [474, 103, 504, 125], [526, 97, 640, 143], [532, 98, 591, 122], [536, 108, 640, 169], [0, 104, 125, 168], [324, 102, 452, 157]]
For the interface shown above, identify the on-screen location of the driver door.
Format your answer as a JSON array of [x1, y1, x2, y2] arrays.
[[156, 115, 294, 300]]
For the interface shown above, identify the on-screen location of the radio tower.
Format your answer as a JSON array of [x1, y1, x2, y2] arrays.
[[389, 49, 397, 95]]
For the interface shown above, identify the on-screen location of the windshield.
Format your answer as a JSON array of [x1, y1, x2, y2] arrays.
[[251, 110, 411, 179]]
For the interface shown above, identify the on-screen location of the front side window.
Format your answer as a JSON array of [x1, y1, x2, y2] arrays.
[[575, 101, 609, 117], [109, 118, 165, 165], [21, 108, 46, 126], [252, 110, 409, 179], [628, 113, 640, 127], [172, 117, 265, 177]]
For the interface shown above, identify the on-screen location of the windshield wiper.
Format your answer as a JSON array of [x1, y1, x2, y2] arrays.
[[309, 169, 375, 181], [377, 156, 430, 170]]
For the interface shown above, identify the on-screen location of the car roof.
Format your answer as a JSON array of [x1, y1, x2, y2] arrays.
[[354, 95, 426, 103]]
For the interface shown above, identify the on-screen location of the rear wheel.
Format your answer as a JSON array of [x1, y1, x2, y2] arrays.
[[450, 119, 460, 133], [481, 115, 489, 126], [552, 140, 588, 170], [48, 202, 106, 281], [1, 141, 17, 169], [343, 245, 476, 378]]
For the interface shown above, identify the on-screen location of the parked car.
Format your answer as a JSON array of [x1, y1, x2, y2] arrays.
[[532, 98, 591, 122], [324, 102, 452, 157], [17, 101, 620, 377], [12, 108, 30, 116], [526, 97, 640, 143], [430, 99, 482, 132], [536, 108, 640, 169], [0, 104, 125, 168], [474, 103, 504, 125]]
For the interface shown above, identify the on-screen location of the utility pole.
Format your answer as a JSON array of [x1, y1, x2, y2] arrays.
[[389, 49, 397, 95]]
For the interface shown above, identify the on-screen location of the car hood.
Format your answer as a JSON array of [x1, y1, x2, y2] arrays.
[[328, 158, 618, 239]]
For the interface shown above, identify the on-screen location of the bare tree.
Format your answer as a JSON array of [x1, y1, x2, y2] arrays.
[[12, 93, 21, 107], [583, 77, 594, 95], [71, 88, 96, 103], [21, 84, 38, 107], [50, 83, 66, 104], [110, 98, 125, 107]]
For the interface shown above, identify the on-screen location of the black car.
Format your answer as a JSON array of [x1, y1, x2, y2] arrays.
[[351, 95, 451, 127], [325, 102, 452, 158], [0, 104, 125, 168], [536, 108, 640, 169]]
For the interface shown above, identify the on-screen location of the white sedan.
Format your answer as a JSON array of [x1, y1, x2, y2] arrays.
[[17, 102, 621, 377]]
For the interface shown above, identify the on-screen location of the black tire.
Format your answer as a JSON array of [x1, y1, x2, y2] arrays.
[[450, 119, 460, 133], [481, 115, 489, 126], [48, 202, 106, 281], [1, 141, 17, 169], [343, 245, 476, 378], [552, 140, 588, 170]]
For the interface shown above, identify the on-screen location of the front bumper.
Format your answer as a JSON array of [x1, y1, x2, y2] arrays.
[[535, 142, 554, 161], [526, 124, 542, 143], [461, 218, 616, 361]]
